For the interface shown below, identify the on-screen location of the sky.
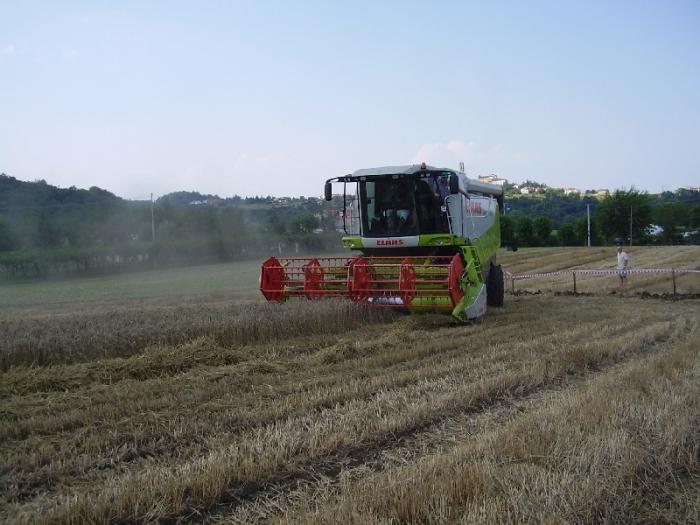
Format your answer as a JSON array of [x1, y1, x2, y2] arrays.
[[1, 1, 699, 199]]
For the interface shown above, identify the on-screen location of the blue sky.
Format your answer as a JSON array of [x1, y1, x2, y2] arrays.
[[1, 1, 698, 199]]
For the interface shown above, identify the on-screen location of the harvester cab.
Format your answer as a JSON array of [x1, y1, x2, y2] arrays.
[[260, 164, 505, 321]]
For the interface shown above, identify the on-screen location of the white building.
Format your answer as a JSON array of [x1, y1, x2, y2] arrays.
[[478, 174, 508, 186]]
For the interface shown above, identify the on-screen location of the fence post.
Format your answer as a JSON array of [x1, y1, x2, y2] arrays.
[[672, 269, 676, 295], [511, 276, 515, 294], [573, 270, 577, 294]]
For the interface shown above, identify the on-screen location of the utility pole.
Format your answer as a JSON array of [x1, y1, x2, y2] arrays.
[[150, 193, 155, 242], [587, 204, 591, 248], [629, 206, 633, 247]]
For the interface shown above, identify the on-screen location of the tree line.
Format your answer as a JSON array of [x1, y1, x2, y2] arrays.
[[1, 173, 699, 278], [502, 189, 700, 247], [0, 174, 341, 277]]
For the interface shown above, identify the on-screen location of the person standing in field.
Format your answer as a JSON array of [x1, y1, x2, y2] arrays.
[[617, 245, 629, 290]]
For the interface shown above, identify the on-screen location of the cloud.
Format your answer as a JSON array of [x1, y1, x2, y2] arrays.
[[1, 44, 15, 56], [411, 140, 505, 169]]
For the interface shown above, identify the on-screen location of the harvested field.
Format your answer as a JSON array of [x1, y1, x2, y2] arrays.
[[1, 247, 699, 523], [0, 259, 263, 308], [500, 245, 700, 295]]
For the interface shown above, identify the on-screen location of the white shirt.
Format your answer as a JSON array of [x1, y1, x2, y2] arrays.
[[617, 251, 629, 270]]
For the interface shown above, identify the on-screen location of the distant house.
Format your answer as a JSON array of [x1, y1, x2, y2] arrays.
[[478, 174, 508, 186], [596, 189, 610, 197], [565, 188, 581, 196], [273, 197, 293, 206], [647, 224, 664, 236], [686, 187, 700, 192], [189, 198, 224, 206], [519, 186, 536, 195]]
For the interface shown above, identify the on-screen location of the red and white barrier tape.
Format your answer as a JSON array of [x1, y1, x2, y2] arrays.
[[504, 268, 700, 281]]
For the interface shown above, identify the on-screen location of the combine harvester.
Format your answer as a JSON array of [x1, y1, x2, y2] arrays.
[[260, 164, 505, 321]]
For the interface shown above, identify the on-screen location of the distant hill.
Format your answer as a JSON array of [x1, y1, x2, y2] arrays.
[[506, 193, 600, 228], [0, 174, 130, 252], [504, 184, 699, 227], [0, 173, 122, 210], [1, 173, 697, 264], [0, 175, 339, 267], [157, 191, 221, 206]]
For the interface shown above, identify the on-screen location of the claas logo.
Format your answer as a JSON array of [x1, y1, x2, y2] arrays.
[[377, 239, 405, 246]]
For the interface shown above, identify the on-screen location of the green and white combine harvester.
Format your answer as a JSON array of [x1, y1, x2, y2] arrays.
[[260, 164, 505, 321]]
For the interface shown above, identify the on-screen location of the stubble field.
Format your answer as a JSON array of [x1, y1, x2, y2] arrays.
[[1, 247, 699, 524]]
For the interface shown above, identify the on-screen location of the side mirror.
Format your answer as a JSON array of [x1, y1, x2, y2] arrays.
[[324, 181, 332, 201], [449, 173, 460, 195]]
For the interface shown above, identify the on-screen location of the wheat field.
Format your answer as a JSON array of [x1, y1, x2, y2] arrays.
[[500, 245, 700, 295], [1, 247, 699, 524]]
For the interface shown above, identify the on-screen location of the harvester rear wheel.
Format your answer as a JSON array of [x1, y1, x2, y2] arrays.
[[486, 263, 504, 307]]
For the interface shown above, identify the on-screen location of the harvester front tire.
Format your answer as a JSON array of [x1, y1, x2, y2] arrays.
[[487, 264, 504, 307]]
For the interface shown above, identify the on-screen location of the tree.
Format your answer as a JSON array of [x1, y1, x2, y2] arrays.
[[515, 216, 535, 247], [320, 213, 336, 232], [219, 207, 247, 240], [691, 205, 700, 229], [595, 189, 652, 244], [291, 213, 320, 234], [156, 220, 178, 241], [0, 215, 18, 251], [557, 221, 578, 246], [265, 212, 286, 234], [499, 215, 515, 245], [532, 216, 552, 246], [654, 203, 689, 243], [37, 211, 61, 248]]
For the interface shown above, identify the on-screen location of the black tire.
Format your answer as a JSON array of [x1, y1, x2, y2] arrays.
[[486, 263, 505, 307]]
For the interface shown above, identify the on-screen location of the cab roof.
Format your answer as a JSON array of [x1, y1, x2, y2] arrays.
[[351, 165, 453, 177]]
